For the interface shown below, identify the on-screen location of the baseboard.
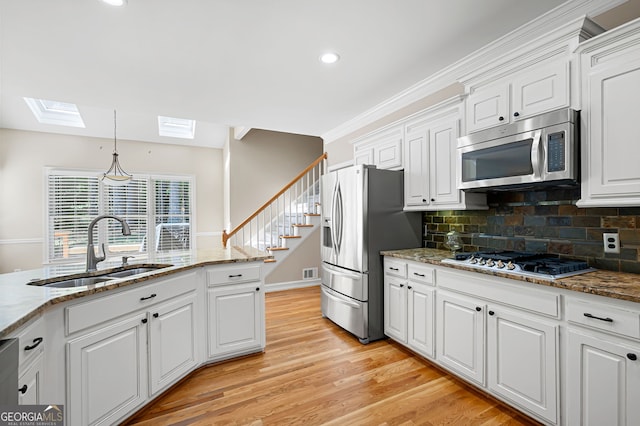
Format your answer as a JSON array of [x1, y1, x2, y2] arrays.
[[264, 279, 320, 292]]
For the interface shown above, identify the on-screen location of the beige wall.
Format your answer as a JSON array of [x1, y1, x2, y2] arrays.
[[0, 128, 223, 272], [324, 83, 464, 168], [227, 129, 323, 284], [228, 129, 323, 227]]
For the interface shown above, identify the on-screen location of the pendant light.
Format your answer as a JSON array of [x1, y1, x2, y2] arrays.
[[101, 109, 132, 186]]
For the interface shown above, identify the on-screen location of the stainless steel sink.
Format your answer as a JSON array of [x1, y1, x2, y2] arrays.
[[27, 264, 173, 288], [43, 276, 115, 288]]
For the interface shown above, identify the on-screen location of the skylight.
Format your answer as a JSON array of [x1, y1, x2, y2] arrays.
[[158, 116, 196, 139], [24, 97, 85, 128]]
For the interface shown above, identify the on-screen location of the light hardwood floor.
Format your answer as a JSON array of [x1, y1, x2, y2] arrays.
[[125, 286, 540, 425]]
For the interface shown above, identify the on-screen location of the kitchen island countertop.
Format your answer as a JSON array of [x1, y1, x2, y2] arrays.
[[0, 247, 271, 338], [382, 248, 640, 305]]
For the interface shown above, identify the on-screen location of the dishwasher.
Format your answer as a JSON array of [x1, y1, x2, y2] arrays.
[[0, 338, 19, 405]]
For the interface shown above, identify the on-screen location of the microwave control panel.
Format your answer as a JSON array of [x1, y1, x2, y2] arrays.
[[547, 131, 565, 172]]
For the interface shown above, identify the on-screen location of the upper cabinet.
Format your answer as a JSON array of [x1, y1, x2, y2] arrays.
[[353, 124, 403, 170], [403, 98, 486, 211], [466, 61, 570, 133], [576, 18, 640, 207]]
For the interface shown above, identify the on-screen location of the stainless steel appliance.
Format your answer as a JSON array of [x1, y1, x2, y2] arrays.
[[321, 165, 421, 344], [0, 338, 19, 405], [441, 250, 595, 280], [458, 108, 579, 191]]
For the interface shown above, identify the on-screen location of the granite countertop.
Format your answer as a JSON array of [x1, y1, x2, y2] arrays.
[[0, 247, 271, 338], [381, 248, 640, 305]]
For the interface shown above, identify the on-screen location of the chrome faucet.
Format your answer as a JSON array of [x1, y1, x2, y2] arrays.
[[86, 215, 131, 272]]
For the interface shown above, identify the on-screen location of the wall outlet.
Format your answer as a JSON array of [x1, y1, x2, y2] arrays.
[[603, 233, 620, 254]]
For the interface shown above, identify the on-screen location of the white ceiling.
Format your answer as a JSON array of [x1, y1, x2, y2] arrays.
[[0, 0, 603, 149]]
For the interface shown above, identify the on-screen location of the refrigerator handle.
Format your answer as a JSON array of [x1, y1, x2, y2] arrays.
[[331, 182, 343, 256]]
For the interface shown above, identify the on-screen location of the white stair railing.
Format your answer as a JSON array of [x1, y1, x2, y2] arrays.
[[222, 153, 325, 253]]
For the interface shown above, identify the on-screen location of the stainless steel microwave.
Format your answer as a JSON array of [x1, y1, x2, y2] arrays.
[[457, 108, 579, 191]]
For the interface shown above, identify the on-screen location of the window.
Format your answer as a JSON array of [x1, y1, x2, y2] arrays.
[[46, 169, 194, 264]]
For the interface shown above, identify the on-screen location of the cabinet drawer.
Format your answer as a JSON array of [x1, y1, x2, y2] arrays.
[[66, 271, 198, 335], [567, 298, 640, 339], [207, 264, 261, 286], [16, 316, 45, 369], [438, 269, 560, 318], [408, 263, 435, 286], [384, 259, 407, 278]]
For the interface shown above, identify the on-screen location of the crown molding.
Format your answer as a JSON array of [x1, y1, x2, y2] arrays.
[[321, 0, 623, 145], [233, 126, 251, 140]]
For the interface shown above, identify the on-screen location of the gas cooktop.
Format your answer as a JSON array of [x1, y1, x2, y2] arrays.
[[441, 250, 596, 280]]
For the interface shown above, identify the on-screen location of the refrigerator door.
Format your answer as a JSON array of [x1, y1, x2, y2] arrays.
[[321, 166, 366, 272], [322, 263, 368, 301]]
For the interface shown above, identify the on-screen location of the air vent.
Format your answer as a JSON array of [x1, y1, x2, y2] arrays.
[[302, 267, 318, 280]]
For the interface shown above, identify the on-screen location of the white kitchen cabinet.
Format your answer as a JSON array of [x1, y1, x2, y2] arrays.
[[148, 293, 198, 396], [567, 329, 640, 426], [207, 264, 265, 361], [18, 353, 43, 405], [67, 313, 148, 426], [403, 100, 486, 211], [353, 124, 403, 170], [577, 19, 640, 207], [383, 275, 407, 343], [465, 60, 569, 133], [65, 271, 199, 425], [406, 281, 435, 359], [383, 259, 435, 359], [487, 306, 558, 424], [436, 290, 485, 385]]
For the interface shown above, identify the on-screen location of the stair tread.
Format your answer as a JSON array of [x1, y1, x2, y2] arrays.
[[293, 224, 314, 228], [304, 213, 320, 216], [268, 247, 290, 251], [264, 258, 277, 263], [280, 235, 302, 239]]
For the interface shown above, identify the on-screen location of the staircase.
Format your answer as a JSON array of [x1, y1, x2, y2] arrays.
[[222, 153, 326, 278]]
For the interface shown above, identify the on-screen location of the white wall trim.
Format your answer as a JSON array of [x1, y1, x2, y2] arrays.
[[321, 0, 622, 145], [233, 126, 252, 140], [327, 160, 354, 172], [0, 238, 43, 245], [264, 279, 320, 293]]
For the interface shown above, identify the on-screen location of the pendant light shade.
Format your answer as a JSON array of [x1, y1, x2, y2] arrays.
[[101, 109, 132, 186]]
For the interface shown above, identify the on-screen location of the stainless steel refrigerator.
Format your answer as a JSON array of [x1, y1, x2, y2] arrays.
[[320, 164, 421, 344]]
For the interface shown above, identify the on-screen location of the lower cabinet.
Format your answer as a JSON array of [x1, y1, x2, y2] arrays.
[[487, 306, 558, 424], [436, 291, 485, 385], [384, 260, 435, 359], [207, 281, 265, 360], [148, 293, 198, 395], [18, 353, 44, 405], [67, 313, 148, 426], [567, 329, 640, 425]]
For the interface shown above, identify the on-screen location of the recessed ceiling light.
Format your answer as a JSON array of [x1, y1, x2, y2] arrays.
[[320, 52, 340, 64], [23, 97, 85, 128], [100, 0, 127, 6], [158, 116, 196, 139]]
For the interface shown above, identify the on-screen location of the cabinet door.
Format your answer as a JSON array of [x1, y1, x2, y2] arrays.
[[487, 307, 558, 424], [384, 276, 407, 343], [18, 354, 43, 405], [511, 61, 569, 120], [403, 128, 429, 207], [148, 293, 198, 396], [465, 84, 510, 133], [429, 118, 460, 206], [583, 57, 640, 203], [436, 291, 485, 385], [407, 282, 434, 358], [67, 314, 147, 426], [208, 282, 264, 359], [375, 138, 403, 170], [567, 330, 640, 426]]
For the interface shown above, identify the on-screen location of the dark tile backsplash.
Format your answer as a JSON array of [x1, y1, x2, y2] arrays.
[[423, 188, 640, 274]]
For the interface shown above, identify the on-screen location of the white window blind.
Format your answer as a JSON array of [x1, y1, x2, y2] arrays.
[[47, 174, 100, 260], [46, 170, 193, 263]]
